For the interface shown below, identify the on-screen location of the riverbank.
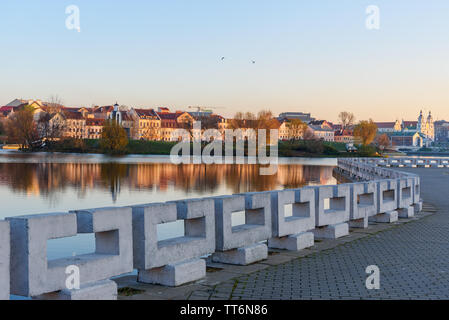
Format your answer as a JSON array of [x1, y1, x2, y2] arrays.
[[3, 139, 381, 158]]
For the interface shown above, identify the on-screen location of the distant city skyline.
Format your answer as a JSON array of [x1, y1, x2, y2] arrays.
[[1, 0, 448, 122]]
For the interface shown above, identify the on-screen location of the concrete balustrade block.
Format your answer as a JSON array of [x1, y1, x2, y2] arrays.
[[212, 243, 268, 265], [313, 222, 349, 239], [133, 199, 214, 285], [398, 178, 413, 209], [314, 185, 350, 226], [269, 188, 316, 238], [349, 218, 368, 229], [137, 258, 206, 287], [8, 208, 133, 298], [36, 280, 117, 300], [398, 206, 415, 218], [369, 211, 398, 223], [312, 185, 350, 239], [349, 182, 378, 229], [413, 177, 421, 205], [7, 212, 78, 297], [268, 232, 314, 251], [378, 180, 398, 213], [211, 193, 271, 264], [414, 201, 423, 213], [0, 221, 10, 300], [73, 207, 134, 277]]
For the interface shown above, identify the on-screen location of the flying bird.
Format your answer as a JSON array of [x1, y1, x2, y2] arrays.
[[251, 60, 256, 64], [221, 57, 225, 61]]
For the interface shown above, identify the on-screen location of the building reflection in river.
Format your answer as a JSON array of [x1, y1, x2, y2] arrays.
[[0, 162, 338, 203]]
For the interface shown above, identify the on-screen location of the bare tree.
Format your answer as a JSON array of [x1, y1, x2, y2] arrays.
[[46, 95, 64, 113], [375, 134, 391, 152], [302, 128, 316, 141], [338, 111, 356, 131], [37, 112, 65, 144]]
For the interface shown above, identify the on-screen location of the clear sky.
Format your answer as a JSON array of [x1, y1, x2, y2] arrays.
[[0, 0, 448, 122]]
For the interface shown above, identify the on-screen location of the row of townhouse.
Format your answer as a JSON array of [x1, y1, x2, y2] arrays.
[[1, 99, 356, 143]]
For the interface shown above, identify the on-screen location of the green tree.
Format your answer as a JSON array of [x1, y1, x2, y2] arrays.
[[354, 119, 378, 146], [100, 120, 129, 154]]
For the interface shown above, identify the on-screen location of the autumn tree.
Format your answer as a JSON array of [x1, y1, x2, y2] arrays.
[[375, 134, 391, 152], [5, 105, 39, 149], [338, 112, 356, 131], [100, 120, 129, 154], [353, 119, 378, 146], [286, 119, 308, 140], [228, 110, 279, 144]]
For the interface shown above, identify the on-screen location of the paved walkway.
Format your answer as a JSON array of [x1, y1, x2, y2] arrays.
[[185, 168, 449, 300]]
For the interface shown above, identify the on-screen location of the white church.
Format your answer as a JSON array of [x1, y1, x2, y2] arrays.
[[384, 111, 435, 148]]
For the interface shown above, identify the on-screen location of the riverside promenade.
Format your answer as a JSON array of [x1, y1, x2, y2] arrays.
[[116, 168, 449, 300]]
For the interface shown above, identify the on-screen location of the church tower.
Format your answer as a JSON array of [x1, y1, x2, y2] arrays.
[[426, 111, 434, 141], [417, 110, 423, 133]]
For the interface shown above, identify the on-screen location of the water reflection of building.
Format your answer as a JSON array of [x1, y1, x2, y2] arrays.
[[0, 162, 338, 203]]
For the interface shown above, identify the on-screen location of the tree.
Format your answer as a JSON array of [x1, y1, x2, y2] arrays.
[[338, 112, 356, 131], [302, 128, 316, 141], [286, 119, 308, 140], [100, 120, 129, 154], [45, 95, 64, 114], [375, 134, 391, 152], [353, 119, 378, 146], [5, 105, 39, 149], [228, 110, 279, 144], [37, 112, 64, 144]]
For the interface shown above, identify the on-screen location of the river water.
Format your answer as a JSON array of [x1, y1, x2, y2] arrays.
[[0, 150, 339, 260]]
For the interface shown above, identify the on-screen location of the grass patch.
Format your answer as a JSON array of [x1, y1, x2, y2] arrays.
[[206, 266, 224, 273], [118, 287, 145, 297]]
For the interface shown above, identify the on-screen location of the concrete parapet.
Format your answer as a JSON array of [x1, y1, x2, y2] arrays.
[[212, 193, 271, 265], [398, 206, 415, 218], [7, 208, 133, 299], [269, 188, 315, 238], [133, 199, 215, 285], [0, 221, 10, 300], [349, 181, 378, 228], [377, 180, 398, 213], [137, 258, 206, 287], [369, 211, 398, 223], [312, 222, 349, 239], [414, 201, 423, 213], [268, 232, 314, 251], [212, 243, 268, 265], [36, 280, 117, 300], [398, 178, 414, 209], [314, 185, 350, 227]]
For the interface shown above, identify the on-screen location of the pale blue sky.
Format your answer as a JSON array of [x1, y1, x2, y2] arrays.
[[0, 0, 448, 121]]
